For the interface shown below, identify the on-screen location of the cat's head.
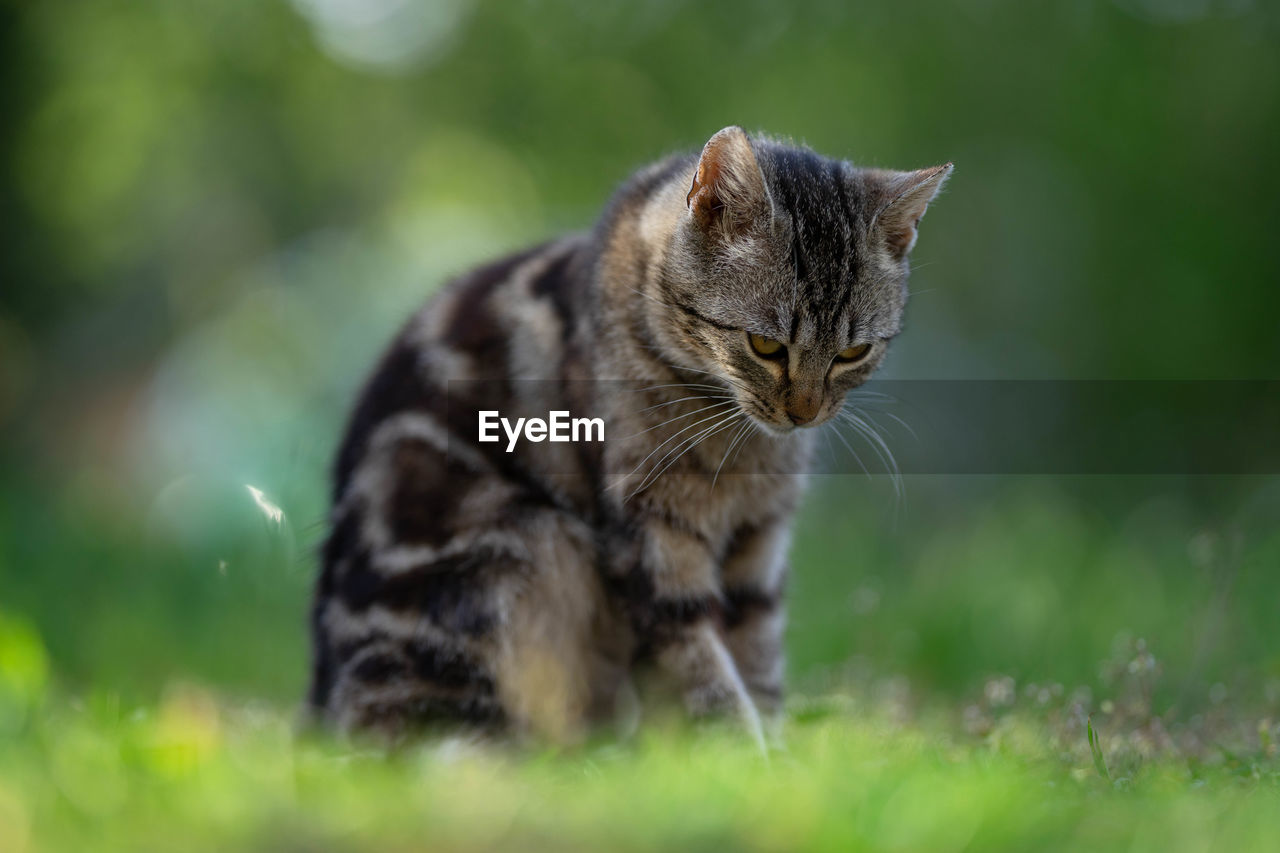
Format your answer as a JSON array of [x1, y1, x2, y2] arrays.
[[650, 126, 951, 434]]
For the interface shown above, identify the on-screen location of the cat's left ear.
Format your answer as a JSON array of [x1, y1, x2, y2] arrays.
[[873, 163, 953, 260]]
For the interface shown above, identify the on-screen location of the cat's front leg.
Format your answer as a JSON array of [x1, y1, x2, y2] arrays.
[[720, 518, 791, 731], [625, 499, 765, 749]]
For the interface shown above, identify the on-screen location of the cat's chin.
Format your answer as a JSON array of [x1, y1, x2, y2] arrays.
[[750, 418, 804, 437], [749, 412, 835, 436]]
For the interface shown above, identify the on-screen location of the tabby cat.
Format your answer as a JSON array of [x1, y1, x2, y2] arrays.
[[308, 126, 951, 745]]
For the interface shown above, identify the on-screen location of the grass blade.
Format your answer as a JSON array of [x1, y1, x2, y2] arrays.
[[1087, 715, 1111, 781]]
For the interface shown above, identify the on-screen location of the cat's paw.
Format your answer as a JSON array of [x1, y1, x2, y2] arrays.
[[684, 682, 767, 755]]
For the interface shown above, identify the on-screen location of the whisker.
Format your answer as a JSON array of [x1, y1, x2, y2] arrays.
[[627, 384, 737, 399], [846, 389, 897, 403], [846, 405, 910, 521], [651, 362, 755, 395], [711, 420, 753, 490], [829, 421, 870, 477], [629, 382, 726, 394], [628, 410, 743, 501], [633, 393, 737, 415], [729, 419, 761, 467], [640, 410, 742, 489], [626, 370, 753, 398], [836, 407, 904, 502], [610, 403, 741, 492], [617, 400, 738, 441], [835, 410, 887, 471], [626, 410, 743, 500], [843, 387, 918, 443], [855, 405, 917, 444]]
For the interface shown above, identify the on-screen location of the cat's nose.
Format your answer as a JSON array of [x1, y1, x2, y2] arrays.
[[786, 395, 822, 426]]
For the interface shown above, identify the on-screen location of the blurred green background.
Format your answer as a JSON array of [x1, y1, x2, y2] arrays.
[[1, 0, 1278, 721]]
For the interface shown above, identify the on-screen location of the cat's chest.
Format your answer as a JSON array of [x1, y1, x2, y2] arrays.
[[643, 431, 811, 544]]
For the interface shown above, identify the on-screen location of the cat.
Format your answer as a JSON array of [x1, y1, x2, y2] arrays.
[[308, 126, 951, 746]]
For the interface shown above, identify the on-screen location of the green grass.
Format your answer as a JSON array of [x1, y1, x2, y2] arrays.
[[4, 581, 1280, 852], [3, 464, 1280, 850], [2, 677, 1278, 852]]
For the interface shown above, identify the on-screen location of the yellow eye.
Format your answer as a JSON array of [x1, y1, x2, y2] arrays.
[[835, 343, 872, 363], [749, 333, 785, 358]]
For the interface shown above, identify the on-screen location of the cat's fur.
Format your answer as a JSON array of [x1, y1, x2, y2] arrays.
[[308, 127, 951, 744]]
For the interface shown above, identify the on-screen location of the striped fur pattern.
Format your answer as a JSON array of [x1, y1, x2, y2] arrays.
[[309, 127, 951, 744]]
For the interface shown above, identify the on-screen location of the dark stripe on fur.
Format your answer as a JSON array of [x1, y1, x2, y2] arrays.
[[336, 549, 519, 637], [829, 159, 859, 289], [337, 636, 497, 696], [386, 438, 479, 548], [309, 509, 365, 707], [351, 650, 410, 683], [531, 249, 577, 330], [632, 499, 717, 553], [652, 593, 721, 626], [352, 692, 506, 731], [444, 242, 551, 356], [407, 638, 497, 691], [648, 593, 722, 648], [722, 585, 779, 630], [332, 341, 432, 502], [669, 297, 739, 332]]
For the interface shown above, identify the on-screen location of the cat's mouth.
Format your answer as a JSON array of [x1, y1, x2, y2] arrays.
[[740, 399, 833, 435], [755, 419, 801, 436], [754, 416, 830, 435]]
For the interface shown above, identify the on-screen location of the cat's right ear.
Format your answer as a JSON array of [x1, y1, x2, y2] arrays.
[[686, 126, 771, 237]]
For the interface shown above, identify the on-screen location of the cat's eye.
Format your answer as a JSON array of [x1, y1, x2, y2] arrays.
[[834, 343, 872, 364], [748, 333, 786, 359]]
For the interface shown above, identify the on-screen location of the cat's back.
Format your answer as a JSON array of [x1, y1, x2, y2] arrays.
[[330, 234, 594, 502], [309, 233, 614, 727]]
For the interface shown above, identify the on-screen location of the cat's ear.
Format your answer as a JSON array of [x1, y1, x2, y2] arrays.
[[873, 163, 953, 260], [686, 126, 771, 237]]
